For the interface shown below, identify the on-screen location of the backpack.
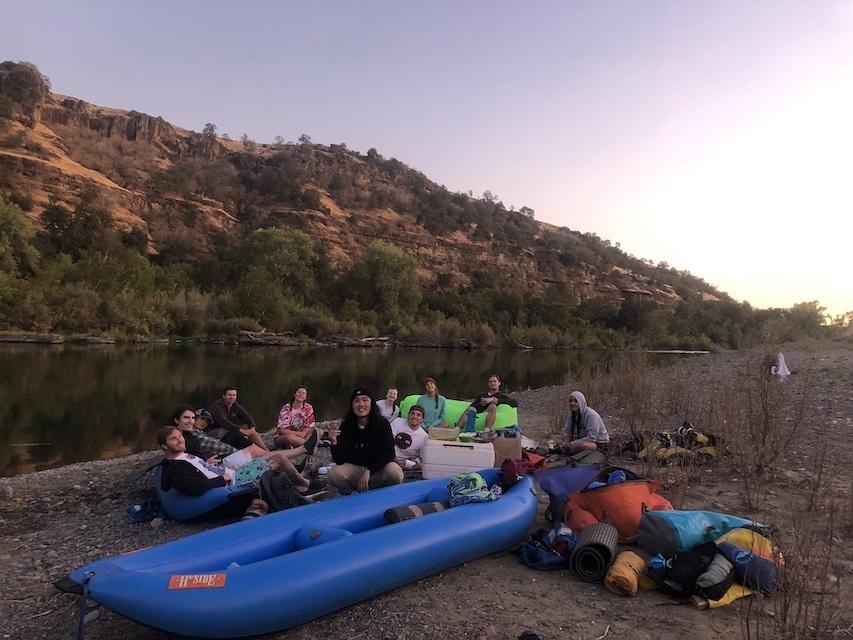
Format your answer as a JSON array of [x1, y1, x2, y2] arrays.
[[534, 463, 604, 523], [649, 542, 735, 600], [501, 458, 533, 488], [563, 467, 671, 543], [258, 469, 303, 513], [519, 523, 577, 571], [638, 510, 759, 558]]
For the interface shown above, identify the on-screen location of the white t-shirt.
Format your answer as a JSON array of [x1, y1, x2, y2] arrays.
[[377, 399, 400, 421], [174, 453, 231, 484], [390, 417, 428, 462]]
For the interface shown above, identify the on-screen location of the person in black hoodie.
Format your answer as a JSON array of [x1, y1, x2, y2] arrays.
[[327, 387, 404, 495]]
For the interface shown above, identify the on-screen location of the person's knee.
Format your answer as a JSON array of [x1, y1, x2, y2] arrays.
[[485, 404, 497, 414], [382, 463, 404, 486], [327, 466, 344, 485]]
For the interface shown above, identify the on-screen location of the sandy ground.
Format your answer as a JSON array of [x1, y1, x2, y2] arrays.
[[1, 340, 851, 640]]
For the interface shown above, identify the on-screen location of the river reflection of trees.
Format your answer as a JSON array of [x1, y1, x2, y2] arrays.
[[0, 345, 694, 476]]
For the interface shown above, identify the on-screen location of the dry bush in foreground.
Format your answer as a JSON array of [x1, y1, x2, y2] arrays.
[[560, 346, 850, 639], [741, 450, 850, 640]]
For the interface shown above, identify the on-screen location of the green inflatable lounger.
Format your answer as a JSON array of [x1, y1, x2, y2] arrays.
[[399, 395, 518, 431]]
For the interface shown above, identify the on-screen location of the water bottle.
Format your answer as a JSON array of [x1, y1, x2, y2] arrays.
[[465, 408, 477, 432]]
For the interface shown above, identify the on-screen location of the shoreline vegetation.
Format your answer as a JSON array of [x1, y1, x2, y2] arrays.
[[2, 339, 851, 639]]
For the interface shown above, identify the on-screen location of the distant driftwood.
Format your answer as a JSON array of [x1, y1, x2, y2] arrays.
[[238, 330, 301, 346], [0, 333, 64, 344]]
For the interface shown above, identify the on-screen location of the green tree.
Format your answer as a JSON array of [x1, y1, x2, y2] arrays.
[[349, 240, 421, 331], [786, 301, 828, 338], [38, 202, 112, 260], [239, 228, 318, 302], [232, 264, 290, 330], [0, 196, 40, 326], [0, 195, 39, 276]]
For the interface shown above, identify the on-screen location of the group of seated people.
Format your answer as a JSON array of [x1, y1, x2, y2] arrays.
[[157, 377, 610, 509]]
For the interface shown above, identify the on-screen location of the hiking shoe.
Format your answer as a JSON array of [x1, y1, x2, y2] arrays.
[[295, 455, 313, 474], [294, 487, 325, 505], [306, 477, 327, 492], [241, 498, 269, 520], [303, 428, 319, 457]]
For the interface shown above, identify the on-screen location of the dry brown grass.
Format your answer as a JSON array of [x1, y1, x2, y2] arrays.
[[566, 347, 851, 639]]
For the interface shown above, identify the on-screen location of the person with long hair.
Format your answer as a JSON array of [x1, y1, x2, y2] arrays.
[[327, 387, 404, 495], [376, 387, 400, 421], [551, 390, 609, 454], [169, 405, 318, 470], [274, 385, 317, 449], [417, 376, 449, 430]]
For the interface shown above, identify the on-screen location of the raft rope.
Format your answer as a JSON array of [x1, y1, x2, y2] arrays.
[[76, 571, 94, 640]]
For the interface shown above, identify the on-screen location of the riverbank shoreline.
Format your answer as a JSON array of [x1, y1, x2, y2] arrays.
[[2, 340, 851, 640]]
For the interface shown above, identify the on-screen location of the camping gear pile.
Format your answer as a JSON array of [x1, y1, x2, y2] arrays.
[[624, 422, 720, 464], [520, 459, 782, 610]]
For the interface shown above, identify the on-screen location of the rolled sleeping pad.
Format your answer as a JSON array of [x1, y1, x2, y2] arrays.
[[569, 521, 620, 583], [383, 500, 452, 525]]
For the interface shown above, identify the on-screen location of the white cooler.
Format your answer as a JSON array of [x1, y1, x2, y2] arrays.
[[421, 439, 496, 479]]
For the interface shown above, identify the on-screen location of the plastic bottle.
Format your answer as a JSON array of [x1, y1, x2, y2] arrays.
[[465, 408, 477, 432]]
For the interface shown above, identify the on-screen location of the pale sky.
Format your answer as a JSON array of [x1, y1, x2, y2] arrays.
[[3, 1, 851, 317]]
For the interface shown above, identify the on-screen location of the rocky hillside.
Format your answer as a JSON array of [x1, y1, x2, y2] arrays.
[[0, 60, 720, 313]]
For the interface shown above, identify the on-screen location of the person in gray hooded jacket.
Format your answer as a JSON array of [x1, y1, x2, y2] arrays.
[[551, 390, 610, 454]]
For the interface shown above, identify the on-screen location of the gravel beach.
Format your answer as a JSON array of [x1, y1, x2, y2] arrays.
[[2, 340, 851, 640]]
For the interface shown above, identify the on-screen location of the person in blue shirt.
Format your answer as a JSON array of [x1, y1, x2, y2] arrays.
[[417, 376, 448, 430]]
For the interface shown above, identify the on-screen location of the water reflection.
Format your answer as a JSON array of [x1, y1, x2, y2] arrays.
[[0, 344, 699, 476]]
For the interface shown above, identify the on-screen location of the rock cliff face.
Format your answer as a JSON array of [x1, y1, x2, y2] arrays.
[[0, 83, 698, 310], [41, 94, 229, 159]]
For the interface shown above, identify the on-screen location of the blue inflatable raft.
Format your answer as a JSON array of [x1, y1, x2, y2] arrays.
[[60, 468, 537, 638]]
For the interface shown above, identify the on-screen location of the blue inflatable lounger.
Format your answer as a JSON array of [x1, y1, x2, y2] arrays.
[[152, 465, 258, 522], [57, 467, 538, 638]]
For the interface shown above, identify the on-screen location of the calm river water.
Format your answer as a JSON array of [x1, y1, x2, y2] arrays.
[[0, 344, 698, 477]]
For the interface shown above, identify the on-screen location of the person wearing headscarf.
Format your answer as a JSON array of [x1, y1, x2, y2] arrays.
[[327, 387, 404, 494]]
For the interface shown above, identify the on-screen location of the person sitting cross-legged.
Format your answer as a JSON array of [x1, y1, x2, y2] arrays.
[[549, 391, 610, 455], [390, 404, 429, 471], [273, 385, 318, 450], [327, 387, 404, 495]]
